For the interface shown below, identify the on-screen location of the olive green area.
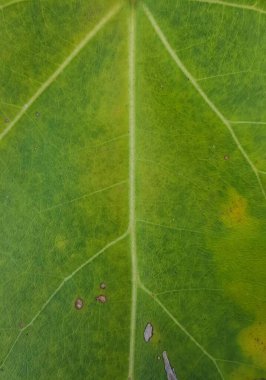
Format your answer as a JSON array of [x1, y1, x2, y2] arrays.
[[1, 0, 266, 379], [1, 2, 129, 378]]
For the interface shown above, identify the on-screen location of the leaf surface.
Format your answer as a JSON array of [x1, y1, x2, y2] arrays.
[[0, 1, 266, 379]]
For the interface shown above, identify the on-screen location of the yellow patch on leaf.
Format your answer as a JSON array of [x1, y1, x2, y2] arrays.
[[55, 235, 68, 250], [229, 365, 263, 380], [229, 365, 261, 380], [238, 322, 266, 369], [221, 189, 250, 228]]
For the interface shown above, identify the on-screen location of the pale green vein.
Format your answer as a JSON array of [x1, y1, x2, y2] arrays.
[[40, 179, 128, 213], [189, 0, 266, 15], [155, 288, 222, 296], [128, 5, 138, 380], [137, 219, 201, 234], [0, 101, 21, 110], [95, 132, 129, 148], [0, 0, 29, 10], [143, 4, 266, 200], [139, 281, 225, 380], [229, 120, 266, 125], [215, 358, 261, 369], [0, 2, 122, 141], [0, 230, 129, 368], [196, 70, 250, 81]]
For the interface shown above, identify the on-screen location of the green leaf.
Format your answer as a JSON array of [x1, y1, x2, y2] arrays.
[[1, 0, 266, 379]]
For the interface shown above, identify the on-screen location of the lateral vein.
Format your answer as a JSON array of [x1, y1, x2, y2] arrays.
[[40, 179, 128, 212], [0, 231, 128, 368], [139, 282, 225, 380], [189, 0, 266, 15], [0, 0, 29, 10], [143, 4, 266, 200], [0, 3, 122, 141]]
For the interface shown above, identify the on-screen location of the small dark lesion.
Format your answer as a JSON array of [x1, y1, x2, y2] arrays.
[[96, 295, 107, 303], [74, 298, 84, 310]]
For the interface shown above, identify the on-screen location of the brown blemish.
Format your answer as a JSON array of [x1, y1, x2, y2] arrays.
[[96, 295, 107, 303], [224, 154, 229, 160], [100, 282, 106, 289], [19, 322, 25, 329], [75, 298, 84, 310], [221, 189, 249, 227]]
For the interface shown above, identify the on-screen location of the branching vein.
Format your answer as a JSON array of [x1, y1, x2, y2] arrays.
[[137, 219, 201, 234], [228, 120, 266, 125], [0, 231, 128, 368], [189, 0, 266, 15], [40, 179, 128, 213], [143, 4, 266, 200], [0, 2, 122, 141], [0, 0, 29, 10], [139, 281, 225, 380]]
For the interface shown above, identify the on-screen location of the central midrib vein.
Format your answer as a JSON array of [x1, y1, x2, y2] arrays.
[[128, 4, 138, 380]]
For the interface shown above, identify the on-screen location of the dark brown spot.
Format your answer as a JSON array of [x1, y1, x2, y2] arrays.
[[100, 282, 106, 289], [75, 298, 84, 310], [96, 295, 107, 303]]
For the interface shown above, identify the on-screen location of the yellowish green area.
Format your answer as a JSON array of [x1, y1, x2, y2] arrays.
[[0, 0, 266, 379]]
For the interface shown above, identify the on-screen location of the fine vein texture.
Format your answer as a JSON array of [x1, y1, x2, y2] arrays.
[[0, 2, 122, 140], [0, 1, 266, 379], [143, 4, 266, 200], [189, 0, 266, 15]]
